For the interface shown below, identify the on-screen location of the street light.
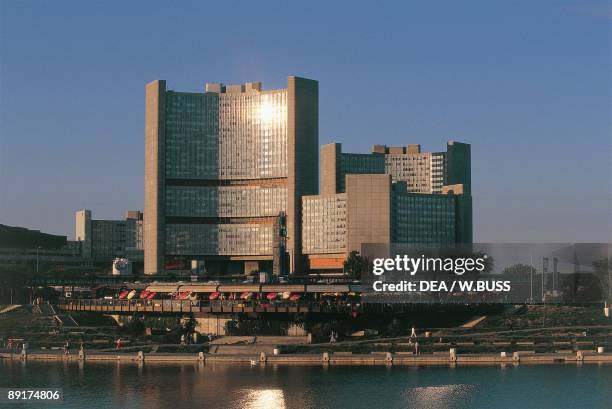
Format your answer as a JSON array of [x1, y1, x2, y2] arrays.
[[36, 246, 42, 273]]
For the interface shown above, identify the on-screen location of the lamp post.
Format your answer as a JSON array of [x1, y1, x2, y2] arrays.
[[36, 246, 42, 273], [529, 254, 533, 304]]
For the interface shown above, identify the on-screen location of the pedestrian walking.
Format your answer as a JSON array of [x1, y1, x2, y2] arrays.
[[409, 326, 418, 341]]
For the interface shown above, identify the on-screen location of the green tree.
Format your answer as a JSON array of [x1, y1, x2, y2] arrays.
[[344, 251, 363, 279], [120, 314, 145, 336], [224, 320, 239, 335], [502, 263, 537, 281], [183, 314, 197, 337], [561, 273, 603, 303], [475, 251, 494, 275], [593, 257, 611, 302]]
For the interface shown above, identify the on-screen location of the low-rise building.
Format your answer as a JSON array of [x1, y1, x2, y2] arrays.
[[0, 224, 86, 272], [75, 210, 143, 262]]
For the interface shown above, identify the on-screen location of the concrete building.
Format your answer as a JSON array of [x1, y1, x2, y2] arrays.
[[302, 174, 458, 272], [302, 174, 391, 266], [321, 141, 471, 195], [303, 141, 472, 273], [0, 225, 87, 273], [75, 210, 144, 261], [319, 141, 472, 243], [144, 77, 318, 275]]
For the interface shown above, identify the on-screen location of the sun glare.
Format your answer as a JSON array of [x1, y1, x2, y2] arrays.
[[244, 389, 286, 409], [260, 100, 275, 124]]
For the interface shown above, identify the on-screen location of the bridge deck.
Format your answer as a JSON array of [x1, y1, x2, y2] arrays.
[[57, 299, 352, 315]]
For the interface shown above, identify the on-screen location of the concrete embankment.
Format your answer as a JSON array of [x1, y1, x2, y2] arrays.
[[2, 350, 612, 366]]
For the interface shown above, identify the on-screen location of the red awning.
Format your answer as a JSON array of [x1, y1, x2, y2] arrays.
[[209, 291, 221, 300], [289, 294, 301, 301], [240, 291, 253, 300], [266, 292, 278, 301], [139, 290, 150, 299], [118, 290, 129, 300], [146, 292, 157, 300], [174, 291, 188, 300]]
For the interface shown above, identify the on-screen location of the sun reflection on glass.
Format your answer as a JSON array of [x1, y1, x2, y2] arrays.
[[260, 100, 276, 124]]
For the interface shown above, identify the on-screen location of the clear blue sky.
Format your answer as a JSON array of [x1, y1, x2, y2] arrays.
[[0, 1, 610, 242]]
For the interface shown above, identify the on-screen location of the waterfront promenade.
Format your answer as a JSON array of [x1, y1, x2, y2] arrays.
[[3, 349, 612, 366]]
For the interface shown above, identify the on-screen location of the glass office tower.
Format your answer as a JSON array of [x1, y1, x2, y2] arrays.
[[145, 77, 318, 275]]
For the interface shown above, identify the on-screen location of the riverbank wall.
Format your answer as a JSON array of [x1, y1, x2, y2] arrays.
[[2, 350, 612, 366]]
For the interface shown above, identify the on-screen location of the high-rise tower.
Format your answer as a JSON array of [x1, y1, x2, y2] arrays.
[[144, 77, 318, 275]]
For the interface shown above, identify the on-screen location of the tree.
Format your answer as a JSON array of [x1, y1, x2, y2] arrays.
[[593, 257, 611, 302], [475, 251, 494, 275], [502, 263, 537, 281], [561, 273, 603, 303], [344, 251, 363, 279], [120, 314, 145, 336], [183, 314, 197, 337]]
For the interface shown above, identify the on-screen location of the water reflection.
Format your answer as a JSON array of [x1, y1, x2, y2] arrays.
[[402, 384, 475, 409], [1, 361, 610, 409], [242, 389, 286, 409]]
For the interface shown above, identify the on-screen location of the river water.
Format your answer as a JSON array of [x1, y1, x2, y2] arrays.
[[2, 360, 611, 408]]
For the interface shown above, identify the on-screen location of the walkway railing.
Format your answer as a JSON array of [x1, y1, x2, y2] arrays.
[[56, 298, 354, 315]]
